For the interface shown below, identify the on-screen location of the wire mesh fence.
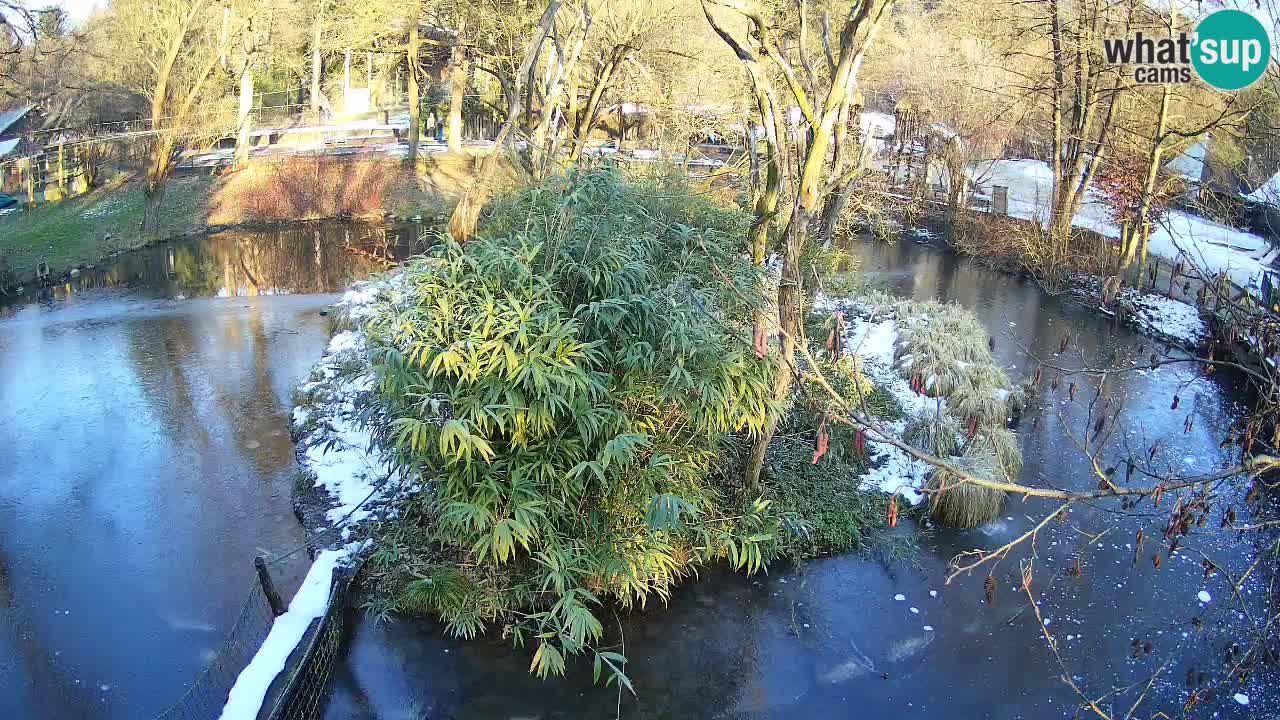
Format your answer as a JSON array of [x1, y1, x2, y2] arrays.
[[149, 549, 363, 720], [266, 560, 363, 720], [153, 575, 279, 720]]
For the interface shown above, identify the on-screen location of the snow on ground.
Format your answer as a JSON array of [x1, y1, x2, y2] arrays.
[[1146, 213, 1270, 289], [846, 317, 933, 504], [1247, 169, 1280, 206], [858, 111, 896, 169], [815, 298, 949, 504], [1120, 291, 1207, 349], [292, 280, 411, 528], [220, 278, 414, 720], [1070, 274, 1207, 349], [217, 542, 365, 720], [973, 159, 1274, 289]]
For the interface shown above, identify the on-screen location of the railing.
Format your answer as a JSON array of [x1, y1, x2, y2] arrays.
[[0, 143, 92, 206]]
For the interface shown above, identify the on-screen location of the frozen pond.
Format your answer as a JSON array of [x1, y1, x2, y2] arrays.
[[0, 223, 425, 718], [323, 235, 1277, 719]]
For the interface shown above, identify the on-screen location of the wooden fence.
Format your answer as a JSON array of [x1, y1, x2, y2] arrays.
[[1, 142, 93, 205]]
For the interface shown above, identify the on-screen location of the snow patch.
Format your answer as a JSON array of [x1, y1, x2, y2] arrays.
[[292, 278, 420, 527], [217, 543, 365, 720], [976, 158, 1272, 289], [1072, 274, 1207, 349]]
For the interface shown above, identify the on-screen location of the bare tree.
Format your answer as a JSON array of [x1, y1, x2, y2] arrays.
[[109, 0, 252, 231], [705, 0, 897, 490], [0, 1, 38, 91]]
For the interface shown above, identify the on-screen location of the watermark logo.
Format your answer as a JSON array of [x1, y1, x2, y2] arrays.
[[1102, 9, 1271, 90]]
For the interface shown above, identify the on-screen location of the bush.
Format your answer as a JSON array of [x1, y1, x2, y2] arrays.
[[207, 156, 410, 224], [362, 169, 785, 680]]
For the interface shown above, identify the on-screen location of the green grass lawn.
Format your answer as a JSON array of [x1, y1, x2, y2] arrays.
[[0, 174, 213, 284]]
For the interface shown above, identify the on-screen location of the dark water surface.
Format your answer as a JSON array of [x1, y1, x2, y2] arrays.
[[0, 223, 425, 719], [324, 237, 1278, 720]]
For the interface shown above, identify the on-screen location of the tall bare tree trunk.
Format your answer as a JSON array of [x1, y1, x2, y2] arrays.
[[407, 0, 421, 167], [565, 4, 639, 162], [235, 65, 254, 170], [143, 136, 174, 233], [311, 0, 325, 119], [447, 44, 468, 152], [530, 3, 591, 176], [1122, 12, 1177, 273], [566, 54, 620, 163]]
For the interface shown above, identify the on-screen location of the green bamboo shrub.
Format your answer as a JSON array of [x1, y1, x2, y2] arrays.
[[362, 169, 785, 681]]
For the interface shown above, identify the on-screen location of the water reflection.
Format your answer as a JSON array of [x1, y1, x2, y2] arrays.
[[1, 222, 425, 317], [0, 223, 420, 719]]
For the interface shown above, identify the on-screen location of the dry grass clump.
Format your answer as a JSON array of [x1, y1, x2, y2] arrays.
[[891, 298, 1022, 529], [903, 415, 964, 457], [968, 426, 1023, 479], [924, 452, 1007, 529], [923, 428, 1022, 529], [893, 300, 1016, 425]]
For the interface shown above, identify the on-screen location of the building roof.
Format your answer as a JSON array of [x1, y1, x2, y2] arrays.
[[0, 104, 35, 136], [1166, 140, 1208, 184]]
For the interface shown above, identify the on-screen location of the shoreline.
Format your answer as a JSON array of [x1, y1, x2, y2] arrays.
[[896, 223, 1211, 352], [0, 213, 428, 299]]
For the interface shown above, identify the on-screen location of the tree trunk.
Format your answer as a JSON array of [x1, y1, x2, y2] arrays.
[[235, 65, 254, 170], [449, 0, 562, 241], [735, 0, 893, 491], [142, 138, 174, 233], [566, 52, 621, 163], [1128, 82, 1173, 272], [447, 46, 468, 152], [407, 0, 421, 166], [744, 211, 806, 490], [529, 3, 590, 176], [343, 49, 351, 108], [311, 0, 325, 119]]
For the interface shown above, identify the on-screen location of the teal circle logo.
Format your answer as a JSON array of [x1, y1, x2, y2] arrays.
[[1192, 10, 1271, 91]]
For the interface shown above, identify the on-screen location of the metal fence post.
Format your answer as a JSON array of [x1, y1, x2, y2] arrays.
[[255, 556, 286, 617], [24, 157, 35, 206]]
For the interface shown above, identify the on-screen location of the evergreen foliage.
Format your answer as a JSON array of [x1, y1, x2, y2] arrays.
[[362, 169, 788, 681]]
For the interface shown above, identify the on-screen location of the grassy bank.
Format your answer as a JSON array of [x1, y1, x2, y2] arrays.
[[0, 152, 471, 290], [0, 175, 213, 285]]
